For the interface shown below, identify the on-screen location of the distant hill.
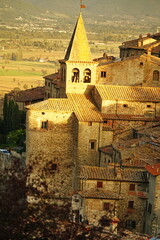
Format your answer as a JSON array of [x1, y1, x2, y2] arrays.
[[27, 0, 160, 20], [0, 0, 41, 23]]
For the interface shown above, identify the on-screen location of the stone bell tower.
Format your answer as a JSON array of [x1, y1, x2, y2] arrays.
[[59, 13, 98, 94]]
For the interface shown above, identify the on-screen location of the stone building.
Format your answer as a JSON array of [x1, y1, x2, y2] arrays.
[[7, 86, 45, 111], [119, 34, 160, 59], [145, 163, 160, 236], [26, 13, 160, 233]]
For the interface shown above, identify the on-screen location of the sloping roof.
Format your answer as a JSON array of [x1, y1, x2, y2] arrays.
[[80, 166, 148, 182], [64, 13, 92, 61], [145, 163, 160, 176], [7, 87, 45, 102], [44, 72, 60, 81], [80, 166, 115, 180], [78, 189, 121, 199], [99, 145, 114, 155], [95, 85, 160, 102], [26, 93, 102, 122]]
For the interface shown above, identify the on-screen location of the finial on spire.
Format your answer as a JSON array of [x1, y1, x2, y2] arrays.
[[80, 0, 86, 11]]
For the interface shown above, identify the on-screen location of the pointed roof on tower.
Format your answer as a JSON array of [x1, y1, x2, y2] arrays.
[[64, 13, 92, 61]]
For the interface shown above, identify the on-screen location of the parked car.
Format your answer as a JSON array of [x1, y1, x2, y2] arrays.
[[0, 149, 10, 155]]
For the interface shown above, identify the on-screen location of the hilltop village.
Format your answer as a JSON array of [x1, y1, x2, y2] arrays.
[[2, 12, 160, 239]]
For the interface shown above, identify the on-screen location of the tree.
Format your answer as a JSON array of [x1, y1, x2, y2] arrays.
[[2, 96, 21, 136]]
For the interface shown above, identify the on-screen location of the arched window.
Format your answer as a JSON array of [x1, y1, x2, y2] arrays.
[[83, 68, 91, 83], [153, 70, 159, 81], [72, 68, 79, 82]]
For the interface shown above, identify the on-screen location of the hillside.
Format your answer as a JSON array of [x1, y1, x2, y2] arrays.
[[27, 0, 160, 20], [0, 0, 41, 23]]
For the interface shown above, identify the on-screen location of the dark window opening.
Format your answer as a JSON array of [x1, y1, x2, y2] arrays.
[[129, 184, 135, 191], [123, 104, 128, 108], [99, 216, 111, 227], [153, 70, 159, 81], [148, 203, 152, 214], [89, 140, 96, 150], [140, 62, 143, 66], [147, 105, 151, 108], [101, 71, 106, 78], [125, 220, 136, 229], [41, 121, 48, 129], [103, 203, 110, 211], [128, 201, 134, 209], [84, 68, 91, 83], [72, 68, 79, 83], [88, 122, 92, 126], [51, 163, 57, 171], [97, 181, 103, 188]]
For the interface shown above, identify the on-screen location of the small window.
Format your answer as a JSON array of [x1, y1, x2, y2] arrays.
[[125, 220, 136, 229], [89, 140, 96, 150], [48, 93, 50, 98], [88, 122, 92, 126], [48, 82, 51, 87], [101, 71, 106, 78], [51, 163, 57, 171], [140, 62, 143, 66], [41, 121, 48, 129], [84, 68, 91, 83], [128, 201, 134, 209], [103, 203, 110, 211], [97, 181, 103, 188], [72, 68, 79, 83], [153, 70, 159, 81], [123, 104, 128, 108], [148, 203, 152, 214], [129, 184, 135, 191], [147, 105, 151, 108]]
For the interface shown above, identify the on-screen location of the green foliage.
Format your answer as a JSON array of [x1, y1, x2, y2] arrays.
[[2, 95, 22, 135], [6, 129, 25, 145]]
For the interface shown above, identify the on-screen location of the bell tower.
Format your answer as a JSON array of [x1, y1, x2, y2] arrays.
[[59, 13, 98, 94]]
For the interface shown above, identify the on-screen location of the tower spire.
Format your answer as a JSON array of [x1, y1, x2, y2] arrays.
[[64, 13, 92, 61]]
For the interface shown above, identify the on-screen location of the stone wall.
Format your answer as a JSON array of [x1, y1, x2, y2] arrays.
[[96, 55, 160, 87], [77, 122, 113, 166], [26, 110, 79, 202], [81, 177, 146, 232]]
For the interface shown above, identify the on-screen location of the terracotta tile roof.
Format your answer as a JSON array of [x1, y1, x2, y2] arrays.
[[44, 72, 60, 81], [99, 145, 114, 155], [7, 87, 45, 102], [80, 166, 115, 180], [80, 166, 148, 182], [113, 137, 160, 166], [145, 163, 160, 176], [121, 169, 148, 182], [102, 113, 159, 121], [26, 93, 102, 122], [78, 189, 121, 199], [95, 85, 160, 102]]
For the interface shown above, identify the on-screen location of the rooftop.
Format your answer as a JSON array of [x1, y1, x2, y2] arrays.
[[145, 163, 160, 176], [26, 93, 102, 122], [7, 86, 45, 103], [95, 85, 160, 102], [78, 189, 121, 200], [80, 166, 148, 182]]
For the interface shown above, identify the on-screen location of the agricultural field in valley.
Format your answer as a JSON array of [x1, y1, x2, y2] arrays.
[[0, 38, 121, 96]]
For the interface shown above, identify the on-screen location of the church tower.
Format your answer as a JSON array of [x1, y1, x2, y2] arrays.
[[59, 13, 98, 94]]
